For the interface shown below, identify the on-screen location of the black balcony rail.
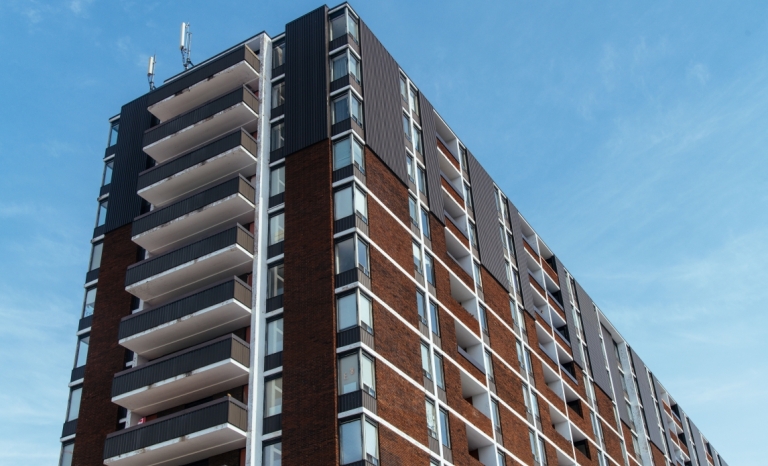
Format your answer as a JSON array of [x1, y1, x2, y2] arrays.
[[78, 315, 93, 332], [119, 277, 251, 340], [337, 325, 375, 349], [331, 117, 364, 139], [61, 419, 78, 438], [85, 268, 99, 283], [338, 390, 377, 414], [263, 413, 281, 434], [329, 32, 360, 54], [70, 365, 86, 383], [335, 266, 371, 289], [93, 224, 106, 239], [266, 294, 283, 312], [99, 184, 111, 197], [268, 191, 285, 208], [271, 104, 285, 118], [143, 86, 260, 149], [332, 162, 366, 184], [330, 74, 363, 95], [270, 146, 285, 163], [132, 175, 255, 238], [264, 351, 283, 371], [125, 225, 254, 287], [267, 241, 284, 259], [103, 396, 247, 460], [137, 130, 258, 191], [334, 213, 368, 236], [112, 334, 250, 398]]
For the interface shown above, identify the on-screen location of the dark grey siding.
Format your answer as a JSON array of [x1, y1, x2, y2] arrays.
[[575, 281, 612, 397], [467, 151, 508, 289], [507, 200, 535, 316], [652, 374, 674, 456], [360, 21, 408, 183], [105, 96, 152, 233], [688, 420, 707, 466], [554, 256, 583, 368], [284, 6, 329, 156], [602, 325, 630, 425], [630, 348, 666, 451], [418, 96, 444, 222]]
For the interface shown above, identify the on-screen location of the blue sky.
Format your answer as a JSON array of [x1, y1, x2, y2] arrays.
[[0, 0, 765, 464]]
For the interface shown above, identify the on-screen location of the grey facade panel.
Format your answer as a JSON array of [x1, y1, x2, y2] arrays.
[[417, 96, 444, 222], [554, 256, 583, 368], [360, 20, 408, 183], [629, 348, 666, 451], [602, 325, 630, 426], [105, 95, 152, 233], [507, 200, 535, 316], [652, 374, 675, 457], [575, 281, 613, 397], [284, 6, 329, 156], [689, 420, 707, 466]]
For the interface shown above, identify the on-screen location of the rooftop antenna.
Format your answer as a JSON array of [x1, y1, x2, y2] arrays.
[[147, 55, 156, 91], [180, 22, 193, 70]]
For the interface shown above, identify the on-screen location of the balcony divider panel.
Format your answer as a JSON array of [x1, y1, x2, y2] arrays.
[[575, 281, 612, 398], [630, 348, 665, 451]]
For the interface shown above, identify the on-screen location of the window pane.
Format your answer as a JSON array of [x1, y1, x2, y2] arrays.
[[339, 353, 360, 394], [67, 387, 82, 421], [485, 351, 494, 377], [334, 187, 353, 220], [271, 123, 285, 151], [109, 122, 119, 146], [272, 43, 285, 68], [492, 400, 501, 430], [82, 287, 96, 318], [89, 243, 103, 271], [426, 400, 438, 437], [361, 353, 375, 395], [347, 14, 359, 42], [350, 95, 363, 125], [330, 15, 346, 41], [340, 420, 363, 464], [400, 76, 408, 101], [269, 213, 284, 245], [75, 337, 89, 368], [332, 95, 350, 123], [335, 238, 355, 273], [354, 187, 367, 220], [421, 209, 430, 239], [268, 264, 284, 298], [421, 343, 432, 378], [439, 409, 451, 447], [356, 238, 369, 272], [263, 442, 282, 466], [352, 138, 364, 169], [359, 293, 373, 331], [413, 128, 422, 153], [331, 54, 348, 81], [409, 197, 418, 224], [409, 87, 419, 115], [266, 319, 283, 355], [434, 354, 445, 389], [474, 262, 483, 287], [364, 420, 379, 461], [270, 166, 285, 197], [349, 54, 361, 83], [417, 166, 427, 195], [96, 201, 108, 227], [402, 114, 411, 140], [416, 291, 426, 323], [429, 301, 440, 336], [271, 82, 284, 109], [102, 161, 113, 186], [333, 138, 352, 169], [60, 443, 74, 466], [337, 293, 357, 331], [425, 254, 435, 285], [412, 243, 422, 270], [264, 377, 283, 416], [406, 155, 415, 181], [529, 430, 538, 460]]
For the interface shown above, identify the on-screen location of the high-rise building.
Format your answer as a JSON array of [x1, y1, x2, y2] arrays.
[[58, 4, 728, 466]]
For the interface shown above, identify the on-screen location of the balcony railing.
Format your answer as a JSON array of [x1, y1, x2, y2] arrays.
[[437, 138, 460, 169], [103, 396, 247, 466], [542, 259, 558, 281], [529, 274, 546, 297], [112, 334, 249, 416], [441, 176, 465, 205]]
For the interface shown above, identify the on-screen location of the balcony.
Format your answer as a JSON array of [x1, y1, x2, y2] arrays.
[[132, 175, 256, 254], [148, 45, 261, 122], [137, 129, 258, 208], [103, 396, 247, 466], [125, 226, 254, 305], [143, 86, 260, 163], [119, 278, 251, 359], [112, 334, 249, 416]]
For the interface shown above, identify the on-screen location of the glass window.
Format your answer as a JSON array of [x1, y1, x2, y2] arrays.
[[460, 146, 469, 171], [424, 253, 435, 285], [335, 238, 356, 273], [270, 166, 285, 197], [529, 430, 539, 463], [267, 263, 284, 298], [409, 87, 419, 115], [426, 399, 438, 438], [108, 121, 119, 147], [429, 301, 440, 336], [409, 196, 419, 227], [350, 94, 363, 126], [330, 14, 347, 41], [399, 75, 408, 102], [406, 155, 415, 181], [434, 353, 445, 390], [354, 186, 368, 222], [263, 442, 282, 466], [516, 340, 525, 369], [337, 291, 373, 333], [497, 450, 506, 466], [538, 436, 548, 465], [332, 92, 363, 126], [492, 399, 501, 432], [412, 242, 422, 271], [484, 351, 494, 379], [331, 51, 361, 83], [271, 81, 285, 109], [439, 409, 451, 447], [417, 166, 427, 195], [468, 222, 479, 249], [420, 342, 432, 379], [264, 377, 283, 416], [347, 13, 359, 42], [364, 419, 379, 463], [272, 42, 285, 69], [464, 183, 473, 211], [96, 200, 108, 227], [82, 287, 96, 318], [357, 237, 369, 274], [473, 262, 483, 288], [89, 242, 103, 271], [102, 161, 113, 186], [266, 318, 283, 355], [60, 443, 74, 466], [413, 127, 422, 153], [340, 419, 363, 464], [338, 351, 376, 396], [66, 387, 82, 422], [268, 213, 284, 245], [333, 136, 365, 171], [402, 114, 412, 141], [421, 208, 431, 239], [479, 306, 489, 334], [271, 122, 285, 151], [361, 353, 375, 395], [417, 291, 427, 325], [334, 186, 353, 220], [75, 336, 89, 368]]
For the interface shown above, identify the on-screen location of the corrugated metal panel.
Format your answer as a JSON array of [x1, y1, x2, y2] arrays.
[[602, 325, 630, 425], [284, 6, 329, 156], [360, 20, 408, 183], [630, 348, 666, 451], [467, 151, 508, 289], [575, 281, 612, 397], [507, 200, 535, 316], [105, 95, 152, 233], [688, 420, 707, 466], [652, 374, 675, 456], [554, 256, 583, 368], [418, 96, 444, 222]]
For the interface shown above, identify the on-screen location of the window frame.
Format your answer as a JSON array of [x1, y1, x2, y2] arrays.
[[334, 234, 370, 275], [269, 165, 285, 197], [272, 42, 285, 69], [268, 211, 285, 246], [264, 375, 283, 417], [329, 8, 359, 43], [265, 317, 284, 356], [336, 289, 373, 333], [82, 287, 96, 318], [339, 416, 379, 465], [333, 182, 368, 223], [330, 49, 362, 84], [332, 135, 365, 172], [331, 91, 363, 127], [271, 81, 285, 109], [102, 160, 113, 186], [267, 262, 285, 298], [89, 242, 103, 271], [338, 349, 376, 397], [107, 121, 119, 147], [95, 199, 108, 227], [270, 121, 285, 151]]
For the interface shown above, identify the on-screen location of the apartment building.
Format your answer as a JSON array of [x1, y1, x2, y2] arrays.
[[58, 4, 729, 466]]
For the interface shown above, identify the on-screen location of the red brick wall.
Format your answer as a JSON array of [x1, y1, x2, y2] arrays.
[[379, 424, 431, 465], [72, 224, 138, 466], [372, 295, 422, 382], [282, 139, 338, 465], [376, 364, 427, 446], [370, 245, 418, 329]]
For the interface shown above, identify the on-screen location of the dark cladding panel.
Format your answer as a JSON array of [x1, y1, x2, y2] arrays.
[[602, 325, 630, 426], [575, 281, 613, 397], [467, 151, 509, 289], [418, 96, 444, 222], [652, 374, 676, 457], [688, 420, 707, 466], [507, 200, 535, 316], [630, 348, 666, 451], [284, 6, 329, 156], [360, 21, 408, 183], [555, 256, 584, 368], [105, 96, 152, 233]]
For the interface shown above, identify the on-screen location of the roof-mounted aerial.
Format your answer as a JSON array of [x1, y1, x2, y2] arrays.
[[180, 22, 193, 70]]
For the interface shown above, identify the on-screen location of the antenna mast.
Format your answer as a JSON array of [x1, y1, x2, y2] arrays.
[[147, 55, 156, 91], [180, 22, 193, 70]]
